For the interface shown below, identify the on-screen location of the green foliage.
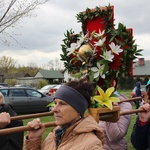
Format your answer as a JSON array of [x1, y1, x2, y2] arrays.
[[76, 4, 114, 33], [5, 79, 17, 86], [143, 76, 149, 85], [37, 79, 49, 89], [118, 76, 135, 90]]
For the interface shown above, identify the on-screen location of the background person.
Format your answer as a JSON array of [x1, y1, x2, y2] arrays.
[[135, 81, 142, 109], [0, 92, 24, 150], [131, 80, 150, 150], [99, 79, 133, 150], [23, 78, 104, 150]]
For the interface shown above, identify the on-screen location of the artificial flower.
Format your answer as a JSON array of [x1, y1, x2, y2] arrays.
[[100, 50, 114, 62], [109, 42, 123, 55], [67, 43, 78, 56], [94, 37, 106, 47], [93, 86, 120, 110], [76, 32, 89, 48], [91, 62, 106, 79], [64, 69, 75, 82], [94, 29, 105, 38]]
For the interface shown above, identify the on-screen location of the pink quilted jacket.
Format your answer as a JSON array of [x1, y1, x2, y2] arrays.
[[99, 94, 132, 150]]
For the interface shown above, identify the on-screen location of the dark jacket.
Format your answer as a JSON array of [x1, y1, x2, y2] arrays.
[[131, 116, 150, 150], [0, 104, 23, 150], [135, 81, 142, 97]]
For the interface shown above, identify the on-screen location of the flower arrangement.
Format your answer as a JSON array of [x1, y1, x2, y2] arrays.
[[92, 86, 120, 110], [60, 4, 142, 110]]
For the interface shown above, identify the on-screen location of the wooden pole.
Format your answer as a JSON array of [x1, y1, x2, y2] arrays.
[[0, 108, 147, 135], [120, 108, 146, 115], [0, 122, 56, 135], [8, 97, 141, 121], [11, 111, 54, 121], [118, 97, 142, 103], [0, 97, 145, 135]]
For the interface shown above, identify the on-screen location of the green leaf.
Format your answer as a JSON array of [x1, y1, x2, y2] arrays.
[[47, 101, 55, 107]]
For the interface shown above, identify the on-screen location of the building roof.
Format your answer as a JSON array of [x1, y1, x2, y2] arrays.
[[5, 73, 31, 79], [36, 70, 64, 79], [133, 60, 150, 76]]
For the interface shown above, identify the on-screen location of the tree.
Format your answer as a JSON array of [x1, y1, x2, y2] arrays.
[[0, 0, 48, 45], [0, 56, 17, 74]]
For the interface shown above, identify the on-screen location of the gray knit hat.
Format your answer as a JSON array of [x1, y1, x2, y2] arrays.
[[54, 85, 88, 117]]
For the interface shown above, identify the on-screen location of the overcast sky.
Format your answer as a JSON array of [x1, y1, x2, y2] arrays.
[[0, 0, 149, 67]]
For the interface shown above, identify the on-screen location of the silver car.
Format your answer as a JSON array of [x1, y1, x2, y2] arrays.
[[0, 87, 53, 114]]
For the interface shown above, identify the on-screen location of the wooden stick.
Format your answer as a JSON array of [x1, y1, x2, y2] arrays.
[[9, 97, 141, 121], [11, 111, 54, 121], [0, 122, 56, 135], [118, 97, 142, 103], [0, 108, 147, 135], [120, 109, 146, 115]]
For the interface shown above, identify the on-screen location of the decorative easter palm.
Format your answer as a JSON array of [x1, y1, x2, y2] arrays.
[[60, 4, 142, 111]]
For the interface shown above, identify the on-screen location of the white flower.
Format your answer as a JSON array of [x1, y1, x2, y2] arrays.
[[67, 43, 77, 56], [91, 62, 106, 79], [76, 32, 89, 48], [109, 42, 123, 55], [64, 70, 75, 82], [100, 51, 114, 62], [94, 29, 105, 38], [94, 37, 106, 47]]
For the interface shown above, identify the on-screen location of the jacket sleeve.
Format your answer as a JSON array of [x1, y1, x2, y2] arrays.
[[23, 136, 42, 150], [131, 116, 149, 150], [0, 104, 24, 150], [104, 102, 132, 142], [83, 139, 104, 150], [8, 120, 24, 150]]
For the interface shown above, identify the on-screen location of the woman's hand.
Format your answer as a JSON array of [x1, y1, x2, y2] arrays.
[[27, 118, 45, 140], [0, 112, 10, 128], [139, 103, 150, 122]]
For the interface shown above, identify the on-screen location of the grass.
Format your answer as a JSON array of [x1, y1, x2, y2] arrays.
[[23, 90, 136, 150]]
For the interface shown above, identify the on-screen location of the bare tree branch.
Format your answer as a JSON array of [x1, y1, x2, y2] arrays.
[[0, 0, 48, 45]]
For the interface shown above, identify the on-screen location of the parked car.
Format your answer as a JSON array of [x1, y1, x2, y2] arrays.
[[14, 84, 35, 88], [48, 84, 62, 97], [0, 83, 8, 87], [38, 84, 56, 95], [0, 87, 53, 114], [131, 85, 146, 98]]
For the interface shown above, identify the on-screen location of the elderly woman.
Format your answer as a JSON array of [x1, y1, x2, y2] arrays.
[[23, 78, 104, 150]]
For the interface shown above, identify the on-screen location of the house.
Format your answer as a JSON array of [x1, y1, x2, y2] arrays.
[[34, 70, 64, 83], [16, 70, 64, 85], [5, 73, 31, 79], [133, 58, 150, 80]]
